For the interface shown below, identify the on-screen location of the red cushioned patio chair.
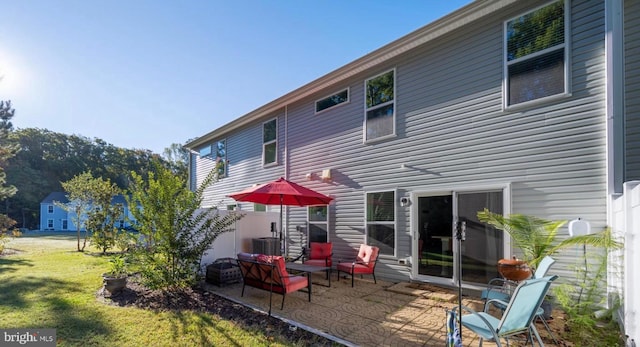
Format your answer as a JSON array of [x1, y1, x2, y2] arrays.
[[336, 244, 379, 287], [303, 242, 333, 279]]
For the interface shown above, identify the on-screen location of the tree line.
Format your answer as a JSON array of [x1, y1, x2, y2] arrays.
[[1, 103, 188, 230]]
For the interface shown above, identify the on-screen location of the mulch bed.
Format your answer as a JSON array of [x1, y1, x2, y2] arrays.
[[97, 276, 338, 346]]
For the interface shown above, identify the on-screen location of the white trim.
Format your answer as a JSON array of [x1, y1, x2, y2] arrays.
[[363, 68, 397, 143], [262, 118, 278, 167], [502, 0, 570, 110], [198, 144, 213, 158], [307, 205, 330, 243], [364, 188, 398, 259], [409, 183, 512, 285]]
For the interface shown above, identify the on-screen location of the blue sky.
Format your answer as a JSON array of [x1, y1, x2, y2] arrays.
[[1, 0, 473, 154]]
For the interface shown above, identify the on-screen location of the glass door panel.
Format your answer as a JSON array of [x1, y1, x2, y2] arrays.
[[418, 195, 453, 278], [456, 191, 503, 284]]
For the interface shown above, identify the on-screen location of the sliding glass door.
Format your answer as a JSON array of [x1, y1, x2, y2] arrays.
[[415, 189, 504, 285]]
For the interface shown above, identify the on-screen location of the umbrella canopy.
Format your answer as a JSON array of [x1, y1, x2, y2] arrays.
[[228, 177, 333, 206], [228, 177, 333, 256]]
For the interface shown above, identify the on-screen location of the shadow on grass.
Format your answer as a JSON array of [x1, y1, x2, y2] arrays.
[[0, 257, 34, 274], [0, 275, 112, 343], [169, 311, 219, 346]]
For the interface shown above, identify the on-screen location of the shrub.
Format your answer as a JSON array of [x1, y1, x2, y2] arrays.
[[127, 161, 243, 290]]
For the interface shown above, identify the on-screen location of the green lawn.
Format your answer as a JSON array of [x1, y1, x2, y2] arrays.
[[0, 233, 294, 346]]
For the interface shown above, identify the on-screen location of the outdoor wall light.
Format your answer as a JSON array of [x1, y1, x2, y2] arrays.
[[400, 197, 410, 207], [321, 169, 332, 181]]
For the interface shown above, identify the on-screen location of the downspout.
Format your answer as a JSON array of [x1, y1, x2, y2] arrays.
[[605, 0, 625, 196], [605, 0, 626, 337]]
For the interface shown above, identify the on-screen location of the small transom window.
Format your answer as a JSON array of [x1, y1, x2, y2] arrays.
[[315, 88, 349, 114]]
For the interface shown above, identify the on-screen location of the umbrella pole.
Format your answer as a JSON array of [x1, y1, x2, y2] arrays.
[[455, 220, 466, 339], [279, 195, 284, 256]]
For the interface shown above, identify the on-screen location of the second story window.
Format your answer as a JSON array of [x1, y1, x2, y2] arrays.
[[364, 69, 395, 142], [504, 0, 567, 107], [199, 145, 212, 157], [48, 205, 54, 214], [215, 139, 226, 178], [315, 88, 349, 114], [263, 118, 277, 166]]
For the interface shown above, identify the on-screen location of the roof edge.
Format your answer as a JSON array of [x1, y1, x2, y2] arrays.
[[186, 0, 513, 150]]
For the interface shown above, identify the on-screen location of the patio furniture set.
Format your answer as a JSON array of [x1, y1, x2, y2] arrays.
[[234, 242, 380, 315]]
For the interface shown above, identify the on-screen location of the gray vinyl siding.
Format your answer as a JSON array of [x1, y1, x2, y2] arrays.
[[193, 110, 287, 209], [190, 0, 609, 283], [283, 0, 607, 282], [625, 0, 640, 180]]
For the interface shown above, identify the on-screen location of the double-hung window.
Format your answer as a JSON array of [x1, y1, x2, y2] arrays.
[[504, 0, 568, 107], [308, 206, 328, 243], [48, 205, 54, 214], [263, 119, 277, 166], [364, 69, 395, 142], [366, 190, 396, 256]]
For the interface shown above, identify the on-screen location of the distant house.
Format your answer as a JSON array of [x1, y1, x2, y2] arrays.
[[39, 192, 136, 231]]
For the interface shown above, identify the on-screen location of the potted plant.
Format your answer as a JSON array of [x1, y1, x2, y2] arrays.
[[477, 209, 621, 318], [102, 255, 128, 296], [477, 208, 613, 271]]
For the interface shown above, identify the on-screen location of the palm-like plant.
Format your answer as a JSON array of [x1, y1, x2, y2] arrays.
[[477, 209, 621, 269]]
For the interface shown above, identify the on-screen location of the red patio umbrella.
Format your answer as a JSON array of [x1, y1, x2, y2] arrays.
[[228, 177, 333, 255]]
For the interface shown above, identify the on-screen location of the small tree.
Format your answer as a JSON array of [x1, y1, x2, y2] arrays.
[[85, 177, 123, 253], [60, 171, 122, 252], [127, 161, 242, 290]]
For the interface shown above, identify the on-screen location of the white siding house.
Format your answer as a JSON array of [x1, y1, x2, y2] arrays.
[[187, 0, 638, 341]]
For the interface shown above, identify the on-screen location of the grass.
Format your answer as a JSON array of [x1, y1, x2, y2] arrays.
[[0, 233, 299, 346]]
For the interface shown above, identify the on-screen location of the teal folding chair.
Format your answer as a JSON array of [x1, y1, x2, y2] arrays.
[[455, 275, 558, 347], [481, 256, 557, 343]]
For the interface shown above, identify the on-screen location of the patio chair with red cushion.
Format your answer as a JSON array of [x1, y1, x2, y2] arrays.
[[303, 242, 333, 279], [336, 244, 380, 287]]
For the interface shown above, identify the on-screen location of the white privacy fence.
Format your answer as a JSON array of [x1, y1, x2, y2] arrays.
[[610, 181, 640, 346], [200, 210, 280, 265]]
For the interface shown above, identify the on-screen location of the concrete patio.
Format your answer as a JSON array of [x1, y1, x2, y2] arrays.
[[203, 271, 565, 346]]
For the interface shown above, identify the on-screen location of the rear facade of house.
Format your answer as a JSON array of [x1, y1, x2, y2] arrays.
[[188, 0, 638, 306]]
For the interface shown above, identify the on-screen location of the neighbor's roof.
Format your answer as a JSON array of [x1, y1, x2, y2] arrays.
[[185, 0, 515, 150], [41, 192, 69, 204], [41, 192, 129, 206]]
